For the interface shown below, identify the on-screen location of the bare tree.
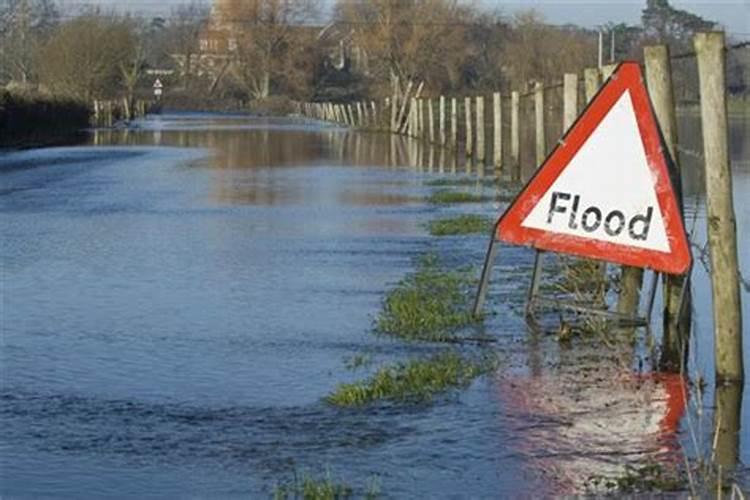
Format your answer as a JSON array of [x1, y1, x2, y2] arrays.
[[501, 10, 597, 88], [227, 0, 319, 100], [38, 13, 136, 100], [334, 0, 474, 96], [0, 0, 58, 84]]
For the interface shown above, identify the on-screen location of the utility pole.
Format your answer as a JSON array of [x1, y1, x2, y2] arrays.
[[598, 31, 603, 68], [610, 30, 616, 62]]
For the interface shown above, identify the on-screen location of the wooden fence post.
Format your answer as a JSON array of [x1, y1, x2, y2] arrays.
[[451, 97, 458, 150], [644, 44, 692, 371], [493, 92, 502, 171], [428, 98, 435, 143], [464, 97, 473, 157], [601, 63, 617, 81], [563, 73, 578, 130], [534, 82, 545, 167], [417, 98, 425, 140], [510, 91, 520, 179], [583, 68, 602, 104], [412, 99, 418, 138], [390, 95, 398, 132], [439, 95, 446, 146], [695, 31, 743, 383], [475, 95, 485, 164]]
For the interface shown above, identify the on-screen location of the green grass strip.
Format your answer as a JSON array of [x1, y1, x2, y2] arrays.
[[327, 352, 495, 407], [376, 255, 479, 341], [426, 214, 493, 236], [427, 190, 488, 204], [425, 177, 499, 187]]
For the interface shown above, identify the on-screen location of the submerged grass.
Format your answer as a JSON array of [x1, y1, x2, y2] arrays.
[[427, 190, 488, 204], [273, 470, 379, 499], [376, 254, 479, 341], [327, 351, 496, 407], [586, 462, 685, 495], [426, 214, 493, 236]]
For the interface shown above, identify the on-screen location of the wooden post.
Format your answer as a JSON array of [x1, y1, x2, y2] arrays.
[[510, 91, 520, 178], [428, 98, 435, 143], [713, 384, 743, 471], [584, 67, 601, 104], [464, 97, 473, 157], [534, 82, 545, 167], [407, 97, 418, 137], [644, 44, 692, 372], [396, 81, 415, 134], [371, 101, 377, 130], [357, 101, 365, 127], [475, 96, 485, 164], [439, 96, 446, 145], [601, 63, 617, 81], [418, 99, 424, 140], [93, 100, 100, 126], [493, 92, 502, 171], [695, 31, 743, 383], [390, 95, 398, 132], [615, 44, 645, 325], [563, 73, 578, 131], [451, 97, 458, 150]]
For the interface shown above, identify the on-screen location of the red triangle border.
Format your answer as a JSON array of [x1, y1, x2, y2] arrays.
[[496, 62, 691, 275]]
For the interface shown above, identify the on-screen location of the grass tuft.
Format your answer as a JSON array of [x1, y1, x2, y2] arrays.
[[427, 190, 488, 204], [273, 471, 355, 500], [326, 352, 496, 407], [426, 214, 494, 236], [376, 255, 480, 341]]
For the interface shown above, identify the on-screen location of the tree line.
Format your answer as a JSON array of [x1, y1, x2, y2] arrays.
[[0, 0, 746, 108]]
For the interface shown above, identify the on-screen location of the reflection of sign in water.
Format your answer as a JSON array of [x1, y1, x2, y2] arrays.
[[496, 371, 687, 495], [497, 62, 690, 274], [153, 79, 163, 99]]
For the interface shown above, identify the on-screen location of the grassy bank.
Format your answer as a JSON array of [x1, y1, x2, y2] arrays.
[[0, 90, 90, 148]]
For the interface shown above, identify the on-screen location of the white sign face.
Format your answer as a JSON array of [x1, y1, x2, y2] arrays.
[[520, 90, 670, 252], [153, 79, 163, 89]]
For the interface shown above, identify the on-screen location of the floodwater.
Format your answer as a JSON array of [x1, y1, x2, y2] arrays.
[[1, 112, 748, 498]]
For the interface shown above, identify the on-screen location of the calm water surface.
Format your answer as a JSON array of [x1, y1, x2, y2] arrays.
[[1, 113, 748, 498]]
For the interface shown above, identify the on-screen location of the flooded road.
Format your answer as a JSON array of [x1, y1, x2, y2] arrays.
[[1, 113, 748, 497]]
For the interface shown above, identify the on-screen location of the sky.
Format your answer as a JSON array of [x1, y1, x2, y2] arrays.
[[57, 0, 750, 39]]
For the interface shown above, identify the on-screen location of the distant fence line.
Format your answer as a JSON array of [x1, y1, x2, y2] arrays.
[[296, 31, 744, 384], [91, 99, 149, 127]]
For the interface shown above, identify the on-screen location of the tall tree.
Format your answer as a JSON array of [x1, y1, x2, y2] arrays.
[[334, 0, 474, 96], [0, 0, 58, 84], [38, 13, 136, 100], [228, 0, 318, 99]]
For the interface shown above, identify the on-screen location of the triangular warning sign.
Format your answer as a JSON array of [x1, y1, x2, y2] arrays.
[[497, 62, 691, 275]]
